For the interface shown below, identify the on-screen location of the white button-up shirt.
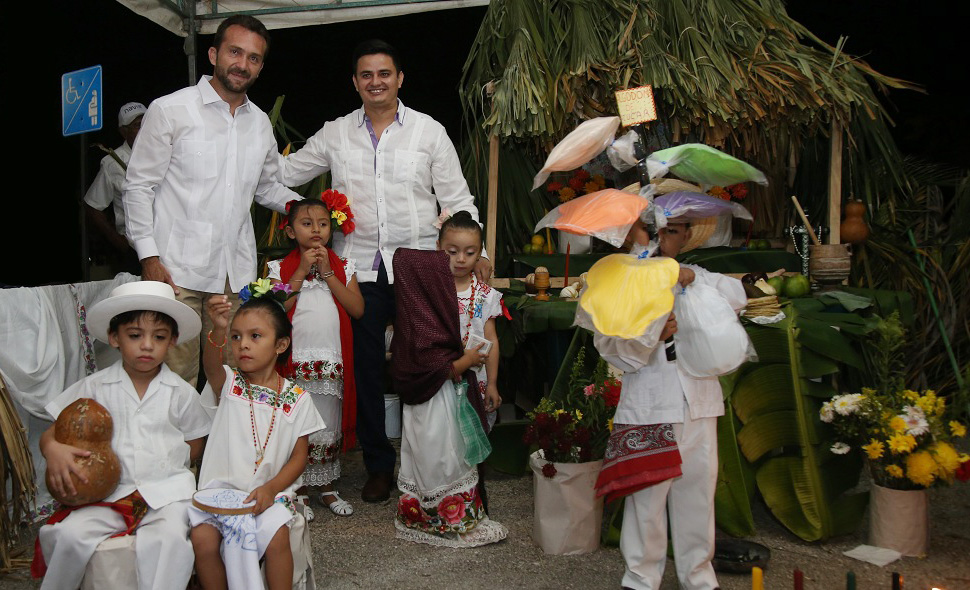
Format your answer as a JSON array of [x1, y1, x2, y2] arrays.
[[594, 264, 747, 425], [84, 142, 131, 236], [45, 360, 211, 510], [280, 100, 480, 283], [124, 76, 299, 293]]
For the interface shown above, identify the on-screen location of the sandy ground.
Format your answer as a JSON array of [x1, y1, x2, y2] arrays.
[[4, 447, 969, 589]]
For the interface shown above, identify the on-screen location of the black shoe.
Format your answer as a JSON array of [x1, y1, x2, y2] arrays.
[[361, 472, 394, 503]]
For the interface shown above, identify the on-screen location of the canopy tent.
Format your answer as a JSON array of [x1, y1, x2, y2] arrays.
[[117, 0, 490, 35]]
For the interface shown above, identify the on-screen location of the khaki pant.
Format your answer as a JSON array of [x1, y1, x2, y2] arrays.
[[166, 280, 239, 387]]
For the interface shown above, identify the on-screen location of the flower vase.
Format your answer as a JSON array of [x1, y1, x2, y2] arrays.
[[869, 483, 929, 556], [530, 451, 603, 555], [558, 230, 592, 254]]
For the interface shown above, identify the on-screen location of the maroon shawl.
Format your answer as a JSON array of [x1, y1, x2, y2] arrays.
[[390, 249, 486, 426]]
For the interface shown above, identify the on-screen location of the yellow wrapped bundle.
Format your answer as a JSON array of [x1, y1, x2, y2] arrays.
[[576, 254, 680, 339]]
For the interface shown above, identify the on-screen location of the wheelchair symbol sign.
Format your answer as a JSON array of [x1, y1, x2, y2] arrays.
[[62, 65, 103, 136]]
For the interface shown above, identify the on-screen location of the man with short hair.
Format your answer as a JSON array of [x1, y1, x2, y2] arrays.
[[84, 101, 145, 267], [280, 39, 491, 503], [124, 15, 301, 386]]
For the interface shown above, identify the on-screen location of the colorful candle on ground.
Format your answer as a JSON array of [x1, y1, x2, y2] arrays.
[[892, 572, 902, 590], [752, 566, 764, 590], [846, 571, 856, 590], [793, 569, 803, 590]]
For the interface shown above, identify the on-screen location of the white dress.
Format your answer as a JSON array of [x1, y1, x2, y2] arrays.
[[394, 279, 508, 548], [268, 257, 356, 486], [191, 367, 324, 589], [457, 276, 504, 431]]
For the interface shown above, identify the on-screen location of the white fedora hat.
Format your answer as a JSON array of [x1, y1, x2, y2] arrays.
[[87, 281, 201, 343]]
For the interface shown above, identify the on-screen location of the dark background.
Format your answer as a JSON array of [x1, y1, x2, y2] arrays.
[[4, 0, 966, 288]]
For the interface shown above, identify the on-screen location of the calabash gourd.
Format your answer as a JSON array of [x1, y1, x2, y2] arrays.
[[840, 200, 870, 244], [46, 398, 121, 505]]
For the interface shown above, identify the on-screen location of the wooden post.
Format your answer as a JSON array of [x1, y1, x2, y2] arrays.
[[828, 120, 843, 244], [486, 134, 499, 280]]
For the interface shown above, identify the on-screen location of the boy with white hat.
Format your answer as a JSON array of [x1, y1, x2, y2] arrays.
[[34, 281, 211, 590]]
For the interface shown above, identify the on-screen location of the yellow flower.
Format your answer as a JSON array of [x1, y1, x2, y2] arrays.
[[902, 389, 920, 402], [935, 398, 946, 417], [885, 464, 904, 478], [950, 420, 967, 438], [575, 410, 584, 421], [931, 442, 961, 477], [916, 392, 937, 415], [863, 439, 885, 460], [252, 278, 272, 296], [861, 387, 877, 397], [889, 416, 907, 433], [887, 433, 917, 454], [558, 187, 576, 202], [607, 418, 614, 432], [553, 409, 565, 417], [905, 451, 937, 487], [332, 210, 347, 225]]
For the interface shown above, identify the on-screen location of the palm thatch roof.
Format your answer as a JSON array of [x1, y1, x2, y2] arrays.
[[459, 0, 921, 236]]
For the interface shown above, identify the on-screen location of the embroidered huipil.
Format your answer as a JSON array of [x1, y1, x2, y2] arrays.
[[123, 76, 299, 293], [279, 100, 481, 284]]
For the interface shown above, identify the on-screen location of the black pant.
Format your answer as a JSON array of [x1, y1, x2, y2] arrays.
[[353, 262, 397, 475]]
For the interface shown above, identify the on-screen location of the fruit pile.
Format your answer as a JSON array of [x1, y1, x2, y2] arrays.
[[741, 270, 810, 298], [522, 234, 555, 255]]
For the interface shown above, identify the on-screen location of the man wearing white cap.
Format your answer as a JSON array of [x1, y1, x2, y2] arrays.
[[124, 15, 301, 386], [84, 101, 145, 264]]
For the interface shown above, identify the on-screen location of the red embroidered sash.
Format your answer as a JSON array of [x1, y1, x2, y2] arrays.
[[594, 423, 683, 504]]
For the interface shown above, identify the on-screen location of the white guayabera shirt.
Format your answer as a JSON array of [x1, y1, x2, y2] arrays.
[[280, 100, 484, 284], [124, 76, 299, 293]]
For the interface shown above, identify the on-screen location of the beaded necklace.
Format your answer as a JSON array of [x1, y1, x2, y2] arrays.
[[458, 275, 477, 347], [244, 373, 283, 472]]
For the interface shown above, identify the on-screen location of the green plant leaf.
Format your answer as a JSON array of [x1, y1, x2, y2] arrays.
[[714, 372, 757, 537]]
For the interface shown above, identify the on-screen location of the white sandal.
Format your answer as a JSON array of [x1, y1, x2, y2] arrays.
[[296, 495, 315, 522], [320, 491, 354, 516]]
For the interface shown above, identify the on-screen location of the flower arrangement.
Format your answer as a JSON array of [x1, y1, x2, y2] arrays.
[[821, 387, 969, 489], [523, 346, 620, 476], [707, 183, 748, 202], [319, 189, 356, 234], [239, 278, 295, 308], [546, 168, 607, 203]]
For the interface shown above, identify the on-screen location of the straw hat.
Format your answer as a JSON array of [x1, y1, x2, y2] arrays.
[[87, 281, 201, 343], [621, 180, 716, 252]]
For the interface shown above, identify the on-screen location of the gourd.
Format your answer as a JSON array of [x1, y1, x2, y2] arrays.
[[840, 200, 870, 244], [45, 398, 121, 506]]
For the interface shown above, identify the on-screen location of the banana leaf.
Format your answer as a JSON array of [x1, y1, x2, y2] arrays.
[[714, 368, 757, 537], [725, 303, 870, 541]]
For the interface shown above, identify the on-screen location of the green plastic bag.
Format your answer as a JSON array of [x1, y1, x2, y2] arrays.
[[647, 144, 767, 187], [454, 380, 492, 465]]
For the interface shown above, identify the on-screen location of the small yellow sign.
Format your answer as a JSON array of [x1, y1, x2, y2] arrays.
[[615, 85, 657, 127]]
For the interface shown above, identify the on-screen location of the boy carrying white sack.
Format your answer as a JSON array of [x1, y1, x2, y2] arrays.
[[590, 218, 746, 590]]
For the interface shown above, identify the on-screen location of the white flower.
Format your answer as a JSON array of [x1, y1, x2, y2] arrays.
[[902, 405, 929, 436], [820, 402, 835, 423], [831, 442, 851, 455], [833, 393, 864, 416]]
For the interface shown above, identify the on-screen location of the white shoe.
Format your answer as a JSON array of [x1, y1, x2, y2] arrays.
[[320, 491, 354, 516], [296, 495, 315, 522]]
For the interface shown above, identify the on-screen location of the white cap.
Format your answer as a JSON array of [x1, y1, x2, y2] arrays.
[[118, 102, 147, 127]]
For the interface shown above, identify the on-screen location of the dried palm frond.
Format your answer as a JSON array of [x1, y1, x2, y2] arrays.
[[0, 375, 35, 572]]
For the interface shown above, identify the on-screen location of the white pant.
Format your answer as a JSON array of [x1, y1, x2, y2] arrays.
[[620, 409, 719, 590], [38, 499, 194, 590]]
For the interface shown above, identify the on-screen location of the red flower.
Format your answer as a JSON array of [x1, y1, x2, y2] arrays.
[[546, 181, 564, 192], [956, 460, 970, 483], [557, 412, 573, 426], [728, 184, 748, 200], [398, 496, 427, 523], [541, 462, 558, 478], [437, 495, 467, 524], [282, 404, 292, 414], [573, 426, 591, 444], [575, 169, 591, 181], [523, 425, 537, 444], [568, 176, 585, 192], [602, 381, 621, 407], [320, 189, 356, 235]]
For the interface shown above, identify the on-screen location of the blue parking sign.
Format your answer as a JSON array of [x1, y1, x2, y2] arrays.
[[62, 65, 103, 136]]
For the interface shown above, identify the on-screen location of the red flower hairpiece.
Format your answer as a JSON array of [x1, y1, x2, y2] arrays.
[[278, 199, 300, 230], [320, 189, 356, 235]]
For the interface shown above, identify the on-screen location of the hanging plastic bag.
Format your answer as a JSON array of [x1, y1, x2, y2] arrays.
[[532, 117, 621, 190], [454, 380, 491, 465], [606, 129, 639, 172], [673, 283, 756, 377]]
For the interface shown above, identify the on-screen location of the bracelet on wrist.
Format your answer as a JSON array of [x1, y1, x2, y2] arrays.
[[207, 330, 227, 348], [321, 270, 335, 279]]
